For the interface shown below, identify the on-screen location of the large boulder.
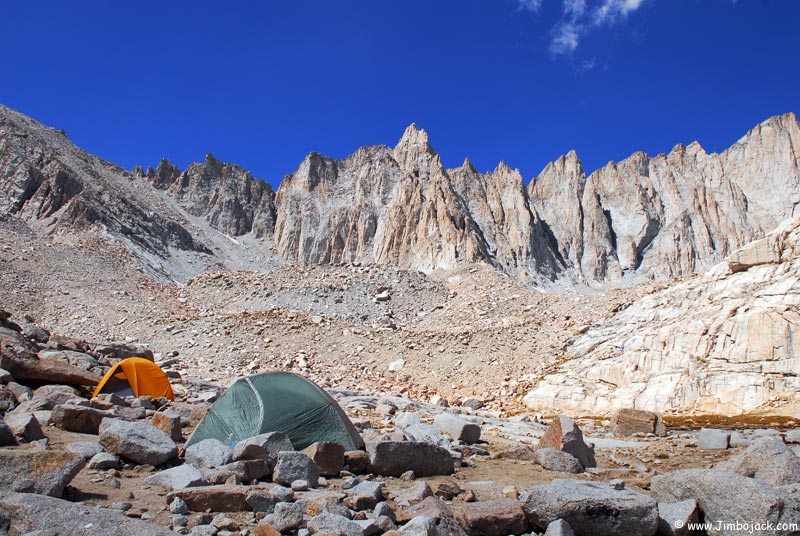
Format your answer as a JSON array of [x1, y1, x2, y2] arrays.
[[454, 499, 529, 536], [51, 403, 113, 434], [611, 408, 666, 437], [0, 450, 85, 497], [651, 469, 800, 536], [99, 417, 178, 466], [3, 412, 45, 442], [185, 438, 233, 468], [519, 478, 658, 536], [32, 384, 80, 405], [433, 413, 481, 444], [273, 451, 320, 486], [537, 416, 596, 469], [368, 441, 455, 477], [0, 491, 176, 535], [719, 437, 800, 485]]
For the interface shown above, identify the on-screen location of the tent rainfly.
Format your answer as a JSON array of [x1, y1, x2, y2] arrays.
[[93, 357, 174, 400], [185, 372, 364, 451]]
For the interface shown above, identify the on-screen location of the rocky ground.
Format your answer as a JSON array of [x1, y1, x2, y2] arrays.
[[2, 308, 800, 535], [0, 213, 650, 417]]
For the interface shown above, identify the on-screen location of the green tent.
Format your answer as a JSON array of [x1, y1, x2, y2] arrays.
[[184, 372, 364, 451]]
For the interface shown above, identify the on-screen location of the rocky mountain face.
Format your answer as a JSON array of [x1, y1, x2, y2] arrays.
[[530, 113, 800, 285], [523, 214, 800, 416], [274, 125, 492, 272], [0, 105, 281, 281], [1, 104, 799, 289], [274, 112, 800, 286], [139, 154, 276, 239]]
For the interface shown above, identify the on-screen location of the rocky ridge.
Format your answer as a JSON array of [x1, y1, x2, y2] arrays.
[[2, 104, 798, 287], [523, 214, 800, 416]]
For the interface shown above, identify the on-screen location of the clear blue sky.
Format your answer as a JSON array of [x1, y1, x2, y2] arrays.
[[2, 1, 798, 186]]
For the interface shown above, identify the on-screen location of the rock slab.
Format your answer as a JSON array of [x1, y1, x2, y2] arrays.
[[520, 478, 658, 536]]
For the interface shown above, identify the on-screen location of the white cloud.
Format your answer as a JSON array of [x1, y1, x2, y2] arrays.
[[543, 0, 648, 56], [593, 0, 645, 25], [517, 0, 544, 13], [549, 22, 582, 54], [563, 0, 587, 17], [577, 58, 597, 73]]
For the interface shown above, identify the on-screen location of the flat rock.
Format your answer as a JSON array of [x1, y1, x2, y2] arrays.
[[611, 408, 666, 437], [99, 417, 178, 466], [32, 384, 80, 405], [367, 441, 455, 477], [145, 464, 208, 490], [454, 499, 529, 536], [51, 403, 113, 434], [66, 440, 104, 459], [520, 478, 658, 536], [535, 448, 583, 473], [433, 413, 481, 444], [0, 491, 176, 535], [0, 449, 85, 497], [651, 469, 800, 536], [185, 438, 233, 468], [170, 484, 255, 512], [233, 432, 293, 464]]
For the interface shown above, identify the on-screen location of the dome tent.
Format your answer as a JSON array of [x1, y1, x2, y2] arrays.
[[185, 372, 364, 451], [93, 357, 174, 400]]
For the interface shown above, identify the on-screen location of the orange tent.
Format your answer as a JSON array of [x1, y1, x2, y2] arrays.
[[93, 357, 174, 400]]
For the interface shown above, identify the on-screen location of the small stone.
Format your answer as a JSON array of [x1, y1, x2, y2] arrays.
[[264, 502, 303, 533], [170, 497, 189, 514], [88, 452, 120, 470], [291, 479, 310, 491], [502, 486, 518, 499]]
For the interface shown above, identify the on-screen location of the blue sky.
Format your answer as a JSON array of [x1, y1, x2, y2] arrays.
[[2, 1, 798, 187]]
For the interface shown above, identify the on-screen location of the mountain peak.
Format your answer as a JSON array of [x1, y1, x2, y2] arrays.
[[395, 123, 430, 149]]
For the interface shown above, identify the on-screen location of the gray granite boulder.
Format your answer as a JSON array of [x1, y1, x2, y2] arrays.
[[651, 469, 800, 536], [0, 450, 85, 497], [99, 417, 178, 466], [520, 478, 658, 536]]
